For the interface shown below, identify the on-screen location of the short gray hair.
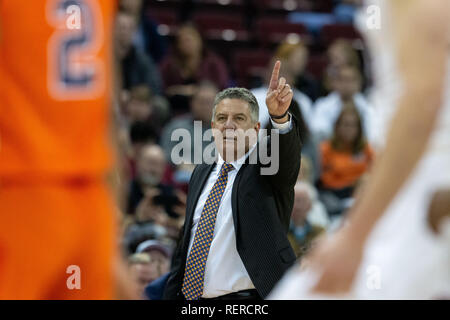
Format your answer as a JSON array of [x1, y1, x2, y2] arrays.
[[212, 87, 259, 123]]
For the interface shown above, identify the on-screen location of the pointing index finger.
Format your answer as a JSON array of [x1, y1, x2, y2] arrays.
[[269, 60, 281, 91]]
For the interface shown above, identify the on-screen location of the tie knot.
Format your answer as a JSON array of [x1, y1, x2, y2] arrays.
[[220, 162, 234, 175]]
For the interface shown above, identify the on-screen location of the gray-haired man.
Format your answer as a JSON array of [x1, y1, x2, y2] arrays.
[[163, 61, 302, 300]]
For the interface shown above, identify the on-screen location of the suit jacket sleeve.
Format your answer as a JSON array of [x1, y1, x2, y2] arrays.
[[262, 114, 302, 226]]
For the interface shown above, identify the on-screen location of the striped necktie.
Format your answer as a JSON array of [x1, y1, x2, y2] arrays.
[[181, 162, 235, 300]]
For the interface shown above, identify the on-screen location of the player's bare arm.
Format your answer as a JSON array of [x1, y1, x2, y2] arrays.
[[308, 0, 450, 294]]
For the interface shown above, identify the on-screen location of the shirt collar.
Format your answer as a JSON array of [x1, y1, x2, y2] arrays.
[[216, 142, 257, 175]]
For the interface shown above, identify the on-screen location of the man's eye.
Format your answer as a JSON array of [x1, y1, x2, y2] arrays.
[[237, 117, 244, 121]]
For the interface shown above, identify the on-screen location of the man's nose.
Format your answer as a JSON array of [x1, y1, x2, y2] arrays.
[[224, 117, 236, 129]]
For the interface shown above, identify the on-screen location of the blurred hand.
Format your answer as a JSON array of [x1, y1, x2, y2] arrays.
[[304, 228, 364, 294], [266, 60, 294, 122]]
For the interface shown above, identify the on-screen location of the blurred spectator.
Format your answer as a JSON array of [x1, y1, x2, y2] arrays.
[[333, 0, 363, 23], [323, 39, 361, 95], [115, 10, 163, 95], [312, 65, 375, 142], [129, 121, 158, 158], [160, 24, 229, 114], [119, 0, 168, 64], [160, 81, 218, 167], [288, 182, 328, 258], [127, 144, 187, 240], [124, 86, 154, 124], [318, 104, 374, 216], [126, 121, 158, 178], [251, 50, 313, 131], [136, 240, 171, 272], [286, 100, 321, 184], [128, 253, 155, 298], [121, 85, 170, 136], [128, 239, 171, 298], [122, 222, 169, 255], [274, 40, 319, 101], [127, 144, 171, 214]]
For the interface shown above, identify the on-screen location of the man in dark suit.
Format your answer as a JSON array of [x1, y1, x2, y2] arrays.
[[163, 61, 302, 300]]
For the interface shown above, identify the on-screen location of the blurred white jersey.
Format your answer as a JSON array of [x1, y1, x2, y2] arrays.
[[269, 0, 450, 300]]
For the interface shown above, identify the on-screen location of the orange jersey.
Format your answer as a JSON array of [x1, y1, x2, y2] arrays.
[[320, 141, 374, 190], [0, 0, 116, 181]]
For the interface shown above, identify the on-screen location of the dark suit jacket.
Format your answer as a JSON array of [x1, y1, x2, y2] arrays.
[[163, 116, 302, 299]]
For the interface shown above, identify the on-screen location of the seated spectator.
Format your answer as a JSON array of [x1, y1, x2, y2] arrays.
[[318, 104, 374, 216], [124, 86, 154, 124], [128, 240, 171, 298], [288, 182, 329, 258], [251, 45, 314, 131], [288, 41, 321, 102], [144, 273, 170, 300], [115, 10, 162, 95], [128, 253, 155, 298], [119, 0, 168, 64], [127, 144, 172, 214], [312, 64, 376, 143], [286, 100, 320, 184], [122, 221, 169, 255], [322, 39, 361, 95], [253, 40, 318, 102], [127, 144, 186, 238], [266, 39, 319, 101], [135, 240, 171, 278], [334, 0, 363, 23], [120, 121, 157, 180], [160, 24, 229, 114], [160, 81, 218, 167], [122, 85, 169, 136]]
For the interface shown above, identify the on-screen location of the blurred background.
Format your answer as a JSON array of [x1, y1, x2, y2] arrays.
[[115, 0, 376, 299]]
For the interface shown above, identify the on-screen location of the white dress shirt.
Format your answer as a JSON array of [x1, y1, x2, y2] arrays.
[[186, 117, 292, 298], [311, 92, 377, 143]]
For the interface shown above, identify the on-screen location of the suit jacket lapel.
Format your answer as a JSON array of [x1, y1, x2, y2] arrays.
[[183, 163, 216, 242], [231, 144, 259, 232]]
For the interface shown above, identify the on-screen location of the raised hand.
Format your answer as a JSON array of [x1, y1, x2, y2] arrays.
[[265, 60, 294, 123]]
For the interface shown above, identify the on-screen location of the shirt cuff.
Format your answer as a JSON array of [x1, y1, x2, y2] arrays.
[[270, 114, 293, 134]]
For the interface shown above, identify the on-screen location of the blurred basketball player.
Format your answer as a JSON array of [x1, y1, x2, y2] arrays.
[[0, 0, 127, 299], [270, 0, 450, 299]]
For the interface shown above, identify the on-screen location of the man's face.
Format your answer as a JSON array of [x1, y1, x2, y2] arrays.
[[177, 27, 202, 57], [212, 98, 260, 162], [336, 111, 360, 145], [286, 47, 308, 76], [335, 67, 361, 99], [129, 262, 157, 294], [127, 98, 152, 123], [115, 14, 137, 57], [136, 146, 166, 187], [120, 0, 143, 16], [191, 87, 217, 123]]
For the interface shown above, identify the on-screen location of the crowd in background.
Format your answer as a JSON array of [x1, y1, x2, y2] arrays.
[[114, 0, 375, 299]]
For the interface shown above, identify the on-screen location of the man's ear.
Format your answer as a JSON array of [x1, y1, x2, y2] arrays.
[[254, 121, 261, 132]]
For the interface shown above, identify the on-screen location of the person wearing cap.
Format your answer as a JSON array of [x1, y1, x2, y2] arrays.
[[128, 240, 171, 297]]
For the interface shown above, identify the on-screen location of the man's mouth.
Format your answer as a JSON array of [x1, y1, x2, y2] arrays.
[[223, 136, 237, 141]]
